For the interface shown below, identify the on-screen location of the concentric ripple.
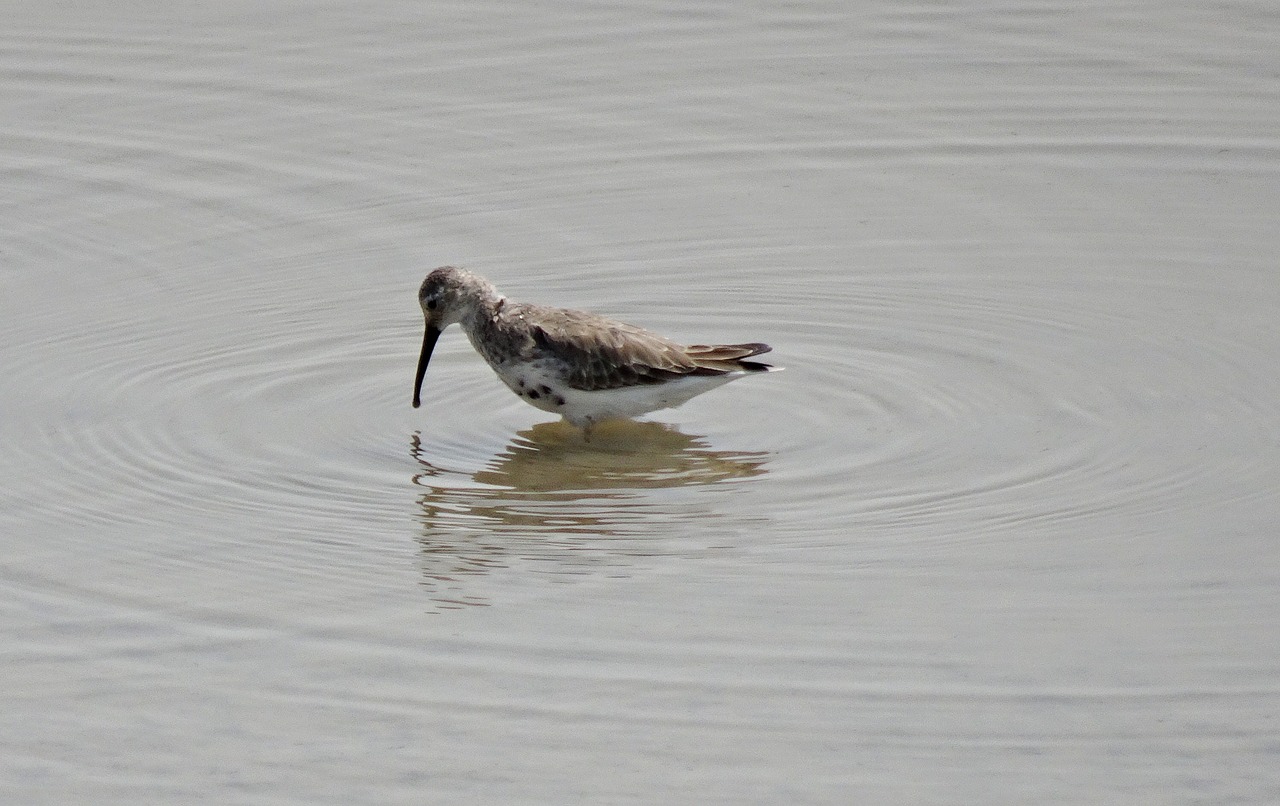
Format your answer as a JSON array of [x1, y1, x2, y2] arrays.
[[3, 3, 1280, 803], [2, 2, 1278, 601], [732, 263, 1280, 552]]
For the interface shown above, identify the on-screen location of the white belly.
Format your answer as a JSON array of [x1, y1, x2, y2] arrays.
[[491, 359, 747, 427]]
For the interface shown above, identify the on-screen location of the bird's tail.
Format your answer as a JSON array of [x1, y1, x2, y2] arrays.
[[686, 342, 777, 373]]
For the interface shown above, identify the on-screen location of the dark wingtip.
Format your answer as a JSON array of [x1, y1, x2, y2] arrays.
[[684, 341, 777, 375], [685, 342, 773, 361]]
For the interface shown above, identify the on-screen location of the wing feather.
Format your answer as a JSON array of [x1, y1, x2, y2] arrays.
[[512, 304, 772, 391]]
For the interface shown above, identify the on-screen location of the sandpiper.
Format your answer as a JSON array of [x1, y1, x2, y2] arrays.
[[412, 266, 778, 432]]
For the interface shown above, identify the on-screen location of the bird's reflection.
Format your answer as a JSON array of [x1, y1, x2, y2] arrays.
[[408, 420, 768, 611]]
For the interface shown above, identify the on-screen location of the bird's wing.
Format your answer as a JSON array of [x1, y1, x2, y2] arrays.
[[512, 304, 773, 390], [517, 305, 693, 390]]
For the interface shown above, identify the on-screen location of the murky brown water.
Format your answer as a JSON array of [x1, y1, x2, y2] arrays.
[[3, 1, 1278, 803]]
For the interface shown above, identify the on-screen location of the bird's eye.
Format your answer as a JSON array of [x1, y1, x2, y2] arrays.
[[426, 298, 438, 310]]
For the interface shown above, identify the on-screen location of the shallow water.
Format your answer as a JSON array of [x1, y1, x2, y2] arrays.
[[3, 1, 1279, 803]]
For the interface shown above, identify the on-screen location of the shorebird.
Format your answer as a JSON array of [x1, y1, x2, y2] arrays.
[[412, 266, 778, 432]]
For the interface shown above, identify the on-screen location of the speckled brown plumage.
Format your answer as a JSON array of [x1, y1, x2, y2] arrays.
[[413, 266, 778, 428]]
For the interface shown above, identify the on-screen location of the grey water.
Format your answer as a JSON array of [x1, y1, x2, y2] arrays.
[[2, 1, 1278, 803]]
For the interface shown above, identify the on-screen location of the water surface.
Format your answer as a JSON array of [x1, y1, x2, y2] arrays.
[[2, 1, 1278, 803]]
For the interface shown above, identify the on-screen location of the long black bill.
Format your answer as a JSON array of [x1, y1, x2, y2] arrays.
[[412, 324, 442, 408]]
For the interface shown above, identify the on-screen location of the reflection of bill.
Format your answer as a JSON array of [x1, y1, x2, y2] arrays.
[[408, 422, 770, 611]]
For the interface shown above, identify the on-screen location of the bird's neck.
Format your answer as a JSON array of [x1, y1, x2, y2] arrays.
[[457, 287, 510, 341], [460, 295, 525, 368]]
